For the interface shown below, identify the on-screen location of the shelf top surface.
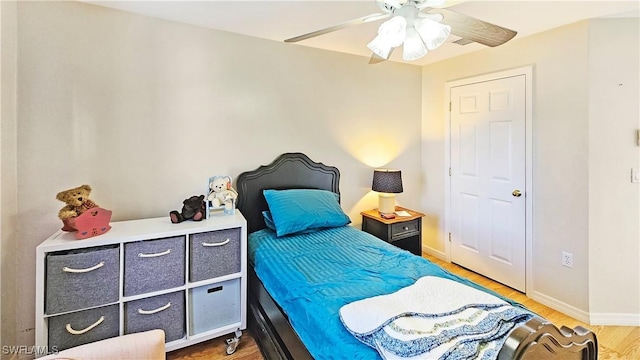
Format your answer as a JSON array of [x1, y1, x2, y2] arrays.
[[38, 211, 247, 252], [360, 206, 425, 225]]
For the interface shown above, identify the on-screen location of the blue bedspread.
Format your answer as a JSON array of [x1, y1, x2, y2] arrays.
[[248, 226, 526, 360]]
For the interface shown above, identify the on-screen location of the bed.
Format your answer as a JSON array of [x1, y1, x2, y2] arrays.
[[236, 152, 598, 360]]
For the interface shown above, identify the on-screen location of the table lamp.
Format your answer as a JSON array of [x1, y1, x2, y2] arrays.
[[372, 169, 403, 214]]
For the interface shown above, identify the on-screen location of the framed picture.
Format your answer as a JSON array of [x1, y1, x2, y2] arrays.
[[206, 175, 238, 217]]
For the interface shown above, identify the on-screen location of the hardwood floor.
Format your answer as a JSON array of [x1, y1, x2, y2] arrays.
[[166, 334, 263, 360], [168, 253, 639, 360], [425, 255, 640, 360]]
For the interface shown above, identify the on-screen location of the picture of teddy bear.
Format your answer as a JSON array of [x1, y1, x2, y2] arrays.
[[56, 184, 99, 220], [208, 176, 238, 208]]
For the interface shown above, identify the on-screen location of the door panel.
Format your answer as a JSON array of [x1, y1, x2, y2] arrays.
[[450, 75, 526, 292], [460, 193, 479, 251]]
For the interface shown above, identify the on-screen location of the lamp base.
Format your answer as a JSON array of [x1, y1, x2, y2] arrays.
[[378, 194, 396, 214]]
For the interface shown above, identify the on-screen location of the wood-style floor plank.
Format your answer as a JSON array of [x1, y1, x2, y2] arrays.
[[168, 252, 639, 359]]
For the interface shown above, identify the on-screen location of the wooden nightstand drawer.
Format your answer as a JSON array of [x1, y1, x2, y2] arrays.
[[391, 220, 420, 240], [361, 207, 424, 256]]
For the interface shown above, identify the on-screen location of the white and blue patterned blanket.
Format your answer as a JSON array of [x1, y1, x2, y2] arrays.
[[339, 276, 533, 360]]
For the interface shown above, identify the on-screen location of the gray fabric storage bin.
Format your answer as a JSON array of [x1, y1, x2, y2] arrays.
[[48, 304, 119, 351], [189, 228, 240, 282], [188, 279, 240, 335], [124, 236, 185, 296], [45, 246, 119, 315], [125, 290, 185, 342]]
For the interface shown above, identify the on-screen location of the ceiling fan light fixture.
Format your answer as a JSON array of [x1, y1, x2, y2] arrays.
[[367, 36, 393, 59], [379, 16, 407, 47], [415, 17, 451, 50], [419, 0, 446, 8], [367, 15, 407, 59], [402, 28, 427, 61]]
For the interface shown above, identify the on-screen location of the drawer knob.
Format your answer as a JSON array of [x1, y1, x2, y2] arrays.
[[65, 316, 105, 335], [62, 262, 104, 273], [403, 226, 409, 231], [202, 238, 231, 247]]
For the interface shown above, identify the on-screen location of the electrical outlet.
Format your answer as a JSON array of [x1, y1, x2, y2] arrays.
[[562, 252, 573, 268]]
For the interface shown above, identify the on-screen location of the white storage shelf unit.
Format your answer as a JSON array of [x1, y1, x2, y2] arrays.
[[35, 211, 247, 355]]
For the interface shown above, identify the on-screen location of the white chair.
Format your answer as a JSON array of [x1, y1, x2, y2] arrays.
[[39, 329, 165, 360]]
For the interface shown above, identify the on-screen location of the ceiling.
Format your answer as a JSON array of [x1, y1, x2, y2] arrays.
[[84, 0, 639, 66]]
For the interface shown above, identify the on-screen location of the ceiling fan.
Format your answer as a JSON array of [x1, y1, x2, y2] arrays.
[[284, 0, 517, 63]]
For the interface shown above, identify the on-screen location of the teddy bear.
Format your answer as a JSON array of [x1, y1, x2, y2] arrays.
[[56, 184, 100, 232], [56, 184, 99, 220], [170, 195, 206, 223], [207, 176, 238, 208]]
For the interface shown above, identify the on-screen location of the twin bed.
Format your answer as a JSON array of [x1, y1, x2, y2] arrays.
[[236, 152, 598, 360]]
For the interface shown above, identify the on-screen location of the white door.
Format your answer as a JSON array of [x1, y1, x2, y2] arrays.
[[450, 75, 526, 292]]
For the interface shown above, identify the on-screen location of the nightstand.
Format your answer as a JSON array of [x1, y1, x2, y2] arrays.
[[361, 207, 425, 256]]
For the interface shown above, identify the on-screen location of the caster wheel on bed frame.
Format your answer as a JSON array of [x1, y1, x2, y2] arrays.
[[225, 329, 242, 355]]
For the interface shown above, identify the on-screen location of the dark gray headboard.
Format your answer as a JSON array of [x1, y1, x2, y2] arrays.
[[236, 153, 341, 234]]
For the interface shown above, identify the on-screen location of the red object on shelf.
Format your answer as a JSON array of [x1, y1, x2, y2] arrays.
[[61, 207, 112, 239]]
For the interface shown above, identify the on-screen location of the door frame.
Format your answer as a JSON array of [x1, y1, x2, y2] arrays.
[[444, 66, 533, 295]]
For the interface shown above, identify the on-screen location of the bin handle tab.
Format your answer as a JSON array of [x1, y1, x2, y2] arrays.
[[66, 316, 105, 335], [202, 238, 230, 247], [138, 302, 171, 315], [62, 262, 104, 273], [138, 249, 171, 258]]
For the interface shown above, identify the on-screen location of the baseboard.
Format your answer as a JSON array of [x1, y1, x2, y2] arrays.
[[421, 245, 446, 261], [589, 313, 640, 326], [529, 291, 591, 323], [421, 247, 639, 326]]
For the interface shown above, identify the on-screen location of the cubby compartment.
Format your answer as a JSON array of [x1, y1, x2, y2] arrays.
[[189, 228, 241, 282], [124, 236, 185, 296], [125, 290, 185, 342], [48, 304, 119, 351], [189, 279, 241, 335], [45, 245, 119, 315]]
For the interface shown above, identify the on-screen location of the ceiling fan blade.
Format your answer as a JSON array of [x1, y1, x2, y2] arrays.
[[368, 48, 394, 64], [369, 53, 387, 64], [285, 13, 391, 43], [429, 8, 517, 47]]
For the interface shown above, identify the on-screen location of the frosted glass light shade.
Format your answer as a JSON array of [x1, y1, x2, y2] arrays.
[[402, 27, 427, 61], [367, 16, 407, 59], [367, 36, 393, 59], [415, 18, 451, 50], [423, 0, 446, 6]]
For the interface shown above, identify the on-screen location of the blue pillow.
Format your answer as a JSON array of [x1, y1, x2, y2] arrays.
[[262, 211, 277, 230], [262, 211, 318, 235], [263, 189, 351, 237]]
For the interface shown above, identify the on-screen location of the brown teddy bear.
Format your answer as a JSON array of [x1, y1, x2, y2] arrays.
[[56, 185, 99, 231], [170, 195, 205, 223]]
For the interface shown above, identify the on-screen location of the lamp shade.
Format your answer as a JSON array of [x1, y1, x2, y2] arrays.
[[367, 16, 407, 59], [372, 169, 403, 194], [415, 17, 451, 50], [403, 27, 428, 61]]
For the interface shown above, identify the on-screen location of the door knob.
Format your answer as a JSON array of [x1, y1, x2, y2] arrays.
[[512, 190, 522, 197]]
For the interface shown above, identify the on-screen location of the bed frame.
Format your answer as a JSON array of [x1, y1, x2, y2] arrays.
[[236, 152, 598, 360]]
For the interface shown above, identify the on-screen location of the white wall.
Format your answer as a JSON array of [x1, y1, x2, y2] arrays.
[[587, 18, 640, 324], [1, 0, 18, 357], [3, 1, 637, 353], [4, 1, 423, 350], [421, 19, 640, 323]]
